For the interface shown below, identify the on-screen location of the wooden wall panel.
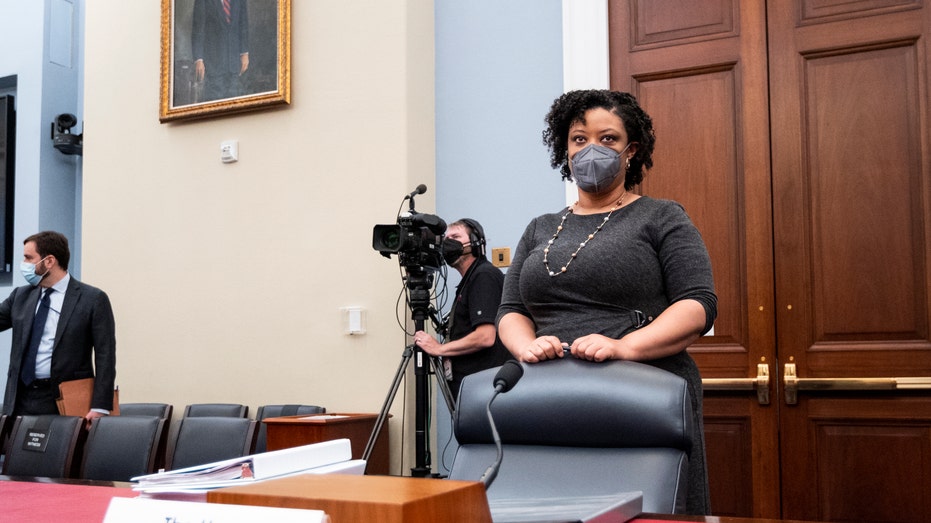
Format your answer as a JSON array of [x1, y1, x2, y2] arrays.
[[637, 68, 743, 348]]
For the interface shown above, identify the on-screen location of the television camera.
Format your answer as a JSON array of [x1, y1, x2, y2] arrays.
[[372, 211, 446, 270], [366, 184, 454, 478]]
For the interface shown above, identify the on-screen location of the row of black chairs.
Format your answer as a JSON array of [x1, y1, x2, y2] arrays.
[[0, 402, 324, 482]]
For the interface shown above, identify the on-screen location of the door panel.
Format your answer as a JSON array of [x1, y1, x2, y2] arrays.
[[806, 46, 925, 343], [610, 0, 931, 520], [702, 397, 755, 517], [637, 70, 741, 342], [781, 394, 931, 521]]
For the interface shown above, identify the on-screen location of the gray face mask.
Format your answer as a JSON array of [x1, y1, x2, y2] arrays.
[[569, 143, 630, 193]]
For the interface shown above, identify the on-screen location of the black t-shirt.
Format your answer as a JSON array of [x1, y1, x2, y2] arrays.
[[447, 258, 513, 398]]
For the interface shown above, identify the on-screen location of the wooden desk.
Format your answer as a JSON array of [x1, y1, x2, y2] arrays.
[[209, 473, 492, 523], [262, 413, 389, 475]]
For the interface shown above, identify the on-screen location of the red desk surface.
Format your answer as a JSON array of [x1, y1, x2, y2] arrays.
[[0, 477, 814, 523], [0, 480, 137, 523]]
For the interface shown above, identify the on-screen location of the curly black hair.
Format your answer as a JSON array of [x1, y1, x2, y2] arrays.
[[543, 90, 656, 189]]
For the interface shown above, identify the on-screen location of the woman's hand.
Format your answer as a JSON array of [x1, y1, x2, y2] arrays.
[[568, 334, 623, 362], [568, 300, 708, 362], [516, 335, 565, 363]]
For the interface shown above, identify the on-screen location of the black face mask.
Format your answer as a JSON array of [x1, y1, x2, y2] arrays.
[[442, 238, 465, 265]]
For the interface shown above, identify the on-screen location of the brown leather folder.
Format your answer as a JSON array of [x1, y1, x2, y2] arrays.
[[56, 378, 120, 416]]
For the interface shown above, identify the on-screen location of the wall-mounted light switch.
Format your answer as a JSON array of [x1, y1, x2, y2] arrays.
[[491, 247, 511, 268], [342, 306, 366, 335]]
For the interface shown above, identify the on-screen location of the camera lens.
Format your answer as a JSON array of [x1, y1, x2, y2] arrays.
[[373, 225, 403, 253]]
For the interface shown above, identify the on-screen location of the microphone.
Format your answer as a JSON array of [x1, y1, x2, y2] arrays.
[[492, 360, 524, 393], [479, 361, 524, 488], [405, 184, 427, 199]]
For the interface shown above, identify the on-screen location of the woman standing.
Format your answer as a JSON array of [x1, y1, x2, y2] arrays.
[[497, 89, 717, 515]]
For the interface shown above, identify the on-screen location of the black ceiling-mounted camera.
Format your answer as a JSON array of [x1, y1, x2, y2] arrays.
[[51, 113, 82, 156]]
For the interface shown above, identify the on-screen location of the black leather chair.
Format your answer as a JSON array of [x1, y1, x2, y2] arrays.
[[448, 358, 693, 514], [81, 415, 165, 481], [2, 415, 85, 478], [254, 404, 326, 453], [0, 413, 9, 450], [183, 403, 248, 418], [166, 417, 257, 470], [119, 402, 173, 419], [0, 414, 10, 468], [119, 403, 173, 470]]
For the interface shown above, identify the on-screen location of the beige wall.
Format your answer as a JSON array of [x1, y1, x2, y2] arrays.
[[82, 1, 434, 474]]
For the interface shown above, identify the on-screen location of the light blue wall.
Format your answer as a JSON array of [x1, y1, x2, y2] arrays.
[[435, 0, 566, 271], [0, 0, 83, 278], [433, 0, 565, 475], [0, 0, 84, 406]]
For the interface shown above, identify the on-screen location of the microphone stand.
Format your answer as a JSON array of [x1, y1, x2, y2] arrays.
[[480, 361, 524, 488], [479, 388, 505, 487]]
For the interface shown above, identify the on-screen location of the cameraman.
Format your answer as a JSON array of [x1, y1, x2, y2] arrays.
[[413, 218, 512, 401]]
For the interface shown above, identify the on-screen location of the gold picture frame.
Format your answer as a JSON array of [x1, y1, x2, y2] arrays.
[[159, 0, 291, 122]]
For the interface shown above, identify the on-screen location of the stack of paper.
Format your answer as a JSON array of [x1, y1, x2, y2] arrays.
[[104, 497, 330, 523], [132, 438, 365, 496]]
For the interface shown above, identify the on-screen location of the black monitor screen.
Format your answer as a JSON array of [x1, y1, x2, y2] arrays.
[[0, 95, 15, 277]]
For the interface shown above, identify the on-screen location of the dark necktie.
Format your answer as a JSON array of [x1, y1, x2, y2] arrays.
[[21, 288, 53, 385], [222, 0, 231, 24]]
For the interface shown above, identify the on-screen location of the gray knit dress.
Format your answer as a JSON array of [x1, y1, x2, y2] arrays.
[[497, 196, 717, 515]]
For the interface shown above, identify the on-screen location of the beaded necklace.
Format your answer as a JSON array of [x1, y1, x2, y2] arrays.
[[542, 192, 627, 277]]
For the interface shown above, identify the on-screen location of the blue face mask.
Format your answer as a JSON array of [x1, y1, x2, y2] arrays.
[[570, 143, 631, 193], [20, 257, 49, 287]]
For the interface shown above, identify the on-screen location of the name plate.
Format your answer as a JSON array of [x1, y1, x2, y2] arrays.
[[103, 497, 328, 523], [23, 428, 50, 452]]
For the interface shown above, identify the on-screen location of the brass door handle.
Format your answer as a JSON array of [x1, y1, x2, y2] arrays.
[[783, 362, 931, 404], [703, 361, 770, 405]]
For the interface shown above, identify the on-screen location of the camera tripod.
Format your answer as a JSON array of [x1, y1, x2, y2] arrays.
[[362, 268, 456, 477]]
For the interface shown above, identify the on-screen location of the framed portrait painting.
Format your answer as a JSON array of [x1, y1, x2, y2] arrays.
[[159, 0, 291, 122]]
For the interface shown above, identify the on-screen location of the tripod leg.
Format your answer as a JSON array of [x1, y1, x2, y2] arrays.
[[413, 348, 431, 476], [362, 344, 414, 468], [430, 356, 456, 414]]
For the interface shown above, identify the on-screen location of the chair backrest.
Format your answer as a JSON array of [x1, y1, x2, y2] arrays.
[[449, 358, 693, 514], [118, 403, 174, 471], [183, 403, 248, 418], [0, 413, 10, 457], [81, 415, 165, 481], [253, 404, 326, 453], [119, 402, 173, 419], [166, 417, 257, 470], [2, 415, 85, 478]]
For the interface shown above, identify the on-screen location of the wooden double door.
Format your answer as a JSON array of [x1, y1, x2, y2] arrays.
[[609, 1, 931, 521]]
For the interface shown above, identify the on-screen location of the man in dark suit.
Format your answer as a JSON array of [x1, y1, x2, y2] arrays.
[[191, 0, 250, 102], [1, 231, 116, 426]]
